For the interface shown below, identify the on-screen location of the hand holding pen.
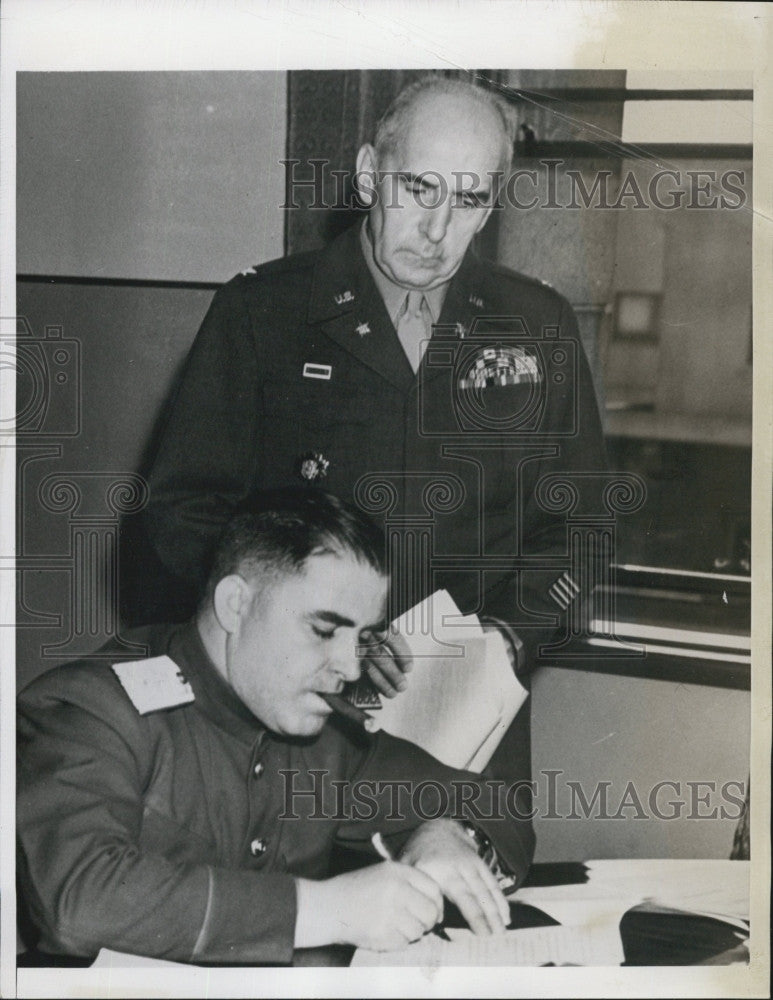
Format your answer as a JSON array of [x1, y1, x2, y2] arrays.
[[395, 819, 511, 936], [372, 832, 451, 941]]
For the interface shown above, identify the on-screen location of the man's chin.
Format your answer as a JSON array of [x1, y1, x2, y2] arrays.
[[279, 713, 328, 739], [388, 256, 458, 290]]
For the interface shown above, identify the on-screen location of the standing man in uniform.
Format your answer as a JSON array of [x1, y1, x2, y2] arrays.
[[143, 75, 607, 692]]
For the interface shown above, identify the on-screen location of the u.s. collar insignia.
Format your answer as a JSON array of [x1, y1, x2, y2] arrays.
[[469, 294, 484, 309], [355, 322, 370, 337], [334, 290, 355, 305], [458, 345, 541, 389], [299, 451, 330, 481]]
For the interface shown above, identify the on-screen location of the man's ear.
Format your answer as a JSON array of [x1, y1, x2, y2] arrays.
[[355, 143, 378, 207], [213, 575, 250, 635]]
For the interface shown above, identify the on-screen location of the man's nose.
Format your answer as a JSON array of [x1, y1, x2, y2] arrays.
[[420, 198, 453, 243], [329, 639, 362, 684]]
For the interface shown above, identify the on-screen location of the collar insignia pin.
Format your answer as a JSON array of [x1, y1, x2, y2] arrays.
[[469, 294, 484, 309], [335, 290, 355, 305], [356, 322, 370, 337]]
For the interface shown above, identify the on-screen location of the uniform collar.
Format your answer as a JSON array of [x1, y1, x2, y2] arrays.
[[307, 222, 373, 325], [358, 221, 448, 326], [305, 222, 493, 390], [169, 619, 267, 746]]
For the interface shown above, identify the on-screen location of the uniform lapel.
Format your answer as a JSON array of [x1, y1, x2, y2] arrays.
[[308, 225, 415, 393], [420, 251, 489, 386]]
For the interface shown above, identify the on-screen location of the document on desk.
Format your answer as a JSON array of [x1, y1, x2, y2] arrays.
[[379, 590, 528, 771], [352, 921, 625, 967], [92, 948, 182, 968], [515, 859, 749, 921]]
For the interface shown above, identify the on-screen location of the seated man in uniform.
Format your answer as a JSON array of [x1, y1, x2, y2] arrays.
[[18, 488, 534, 965]]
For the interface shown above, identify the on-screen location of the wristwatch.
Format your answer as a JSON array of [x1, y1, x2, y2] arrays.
[[459, 820, 519, 894]]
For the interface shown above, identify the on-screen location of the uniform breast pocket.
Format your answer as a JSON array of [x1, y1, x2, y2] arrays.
[[261, 378, 377, 496], [457, 380, 546, 433]]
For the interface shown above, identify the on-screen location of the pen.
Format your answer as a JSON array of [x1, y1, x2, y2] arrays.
[[321, 692, 381, 733], [371, 832, 451, 942]]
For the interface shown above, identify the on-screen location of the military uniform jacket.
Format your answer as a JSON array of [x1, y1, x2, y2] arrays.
[[17, 622, 534, 965], [145, 224, 607, 667]]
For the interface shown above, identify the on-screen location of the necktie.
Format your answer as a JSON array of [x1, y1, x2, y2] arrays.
[[396, 291, 429, 373]]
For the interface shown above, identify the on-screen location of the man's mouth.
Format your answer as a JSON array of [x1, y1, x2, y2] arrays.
[[308, 692, 334, 715], [404, 248, 442, 263], [312, 682, 344, 707]]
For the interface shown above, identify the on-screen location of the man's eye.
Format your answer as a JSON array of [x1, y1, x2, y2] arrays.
[[403, 179, 440, 205], [312, 625, 336, 640]]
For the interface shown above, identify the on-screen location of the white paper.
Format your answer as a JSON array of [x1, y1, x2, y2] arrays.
[[352, 920, 625, 967], [379, 591, 528, 770], [514, 860, 750, 923], [92, 948, 183, 969]]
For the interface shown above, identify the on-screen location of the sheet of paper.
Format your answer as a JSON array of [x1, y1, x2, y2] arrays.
[[380, 590, 528, 771], [352, 920, 625, 967], [92, 948, 183, 968], [514, 860, 750, 923]]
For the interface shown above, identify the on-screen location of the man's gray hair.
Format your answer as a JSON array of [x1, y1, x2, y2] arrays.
[[373, 75, 516, 171]]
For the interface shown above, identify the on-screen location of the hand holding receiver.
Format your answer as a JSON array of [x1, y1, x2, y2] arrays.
[[361, 629, 413, 698], [294, 861, 443, 952], [399, 818, 511, 935]]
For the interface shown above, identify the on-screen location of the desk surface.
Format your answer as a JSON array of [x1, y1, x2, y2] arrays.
[[350, 859, 749, 967], [48, 859, 747, 972]]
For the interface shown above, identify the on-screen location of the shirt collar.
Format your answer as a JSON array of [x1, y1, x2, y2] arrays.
[[359, 220, 449, 326], [169, 619, 268, 746]]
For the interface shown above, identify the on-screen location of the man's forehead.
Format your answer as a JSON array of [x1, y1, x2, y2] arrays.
[[383, 96, 505, 182], [298, 553, 388, 625], [291, 550, 388, 596]]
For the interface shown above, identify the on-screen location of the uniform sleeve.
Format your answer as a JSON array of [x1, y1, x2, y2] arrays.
[[481, 297, 609, 672], [144, 280, 260, 591], [17, 683, 298, 965], [333, 716, 535, 892]]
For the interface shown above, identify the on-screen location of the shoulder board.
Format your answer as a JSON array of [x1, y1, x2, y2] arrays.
[[484, 258, 557, 294], [112, 655, 195, 715], [233, 247, 318, 283]]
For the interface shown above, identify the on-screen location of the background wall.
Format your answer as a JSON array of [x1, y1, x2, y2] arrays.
[[18, 72, 286, 281], [605, 157, 752, 427], [531, 668, 749, 860], [15, 71, 288, 684]]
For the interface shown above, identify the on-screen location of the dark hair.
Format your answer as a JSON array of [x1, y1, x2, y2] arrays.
[[374, 75, 516, 171], [203, 488, 387, 602]]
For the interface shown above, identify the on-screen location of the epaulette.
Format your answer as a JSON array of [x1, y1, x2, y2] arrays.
[[484, 258, 557, 294], [112, 656, 195, 715], [234, 247, 318, 283]]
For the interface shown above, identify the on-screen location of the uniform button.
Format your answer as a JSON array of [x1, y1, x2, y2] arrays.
[[250, 837, 268, 857], [252, 761, 265, 778]]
